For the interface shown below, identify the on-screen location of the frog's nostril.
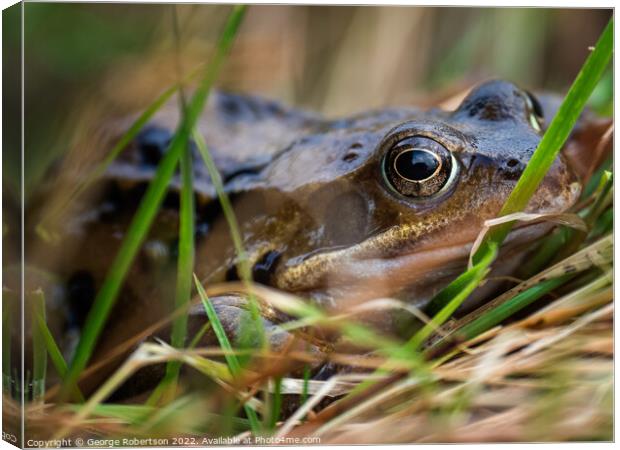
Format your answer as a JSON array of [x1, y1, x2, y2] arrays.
[[137, 126, 172, 166], [343, 143, 363, 162], [343, 151, 358, 162], [507, 159, 520, 168], [252, 250, 281, 285]]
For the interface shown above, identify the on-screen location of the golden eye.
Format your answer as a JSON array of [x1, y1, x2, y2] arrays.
[[383, 136, 454, 198]]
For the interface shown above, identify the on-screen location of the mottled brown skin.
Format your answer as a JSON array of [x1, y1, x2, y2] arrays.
[[44, 80, 584, 395]]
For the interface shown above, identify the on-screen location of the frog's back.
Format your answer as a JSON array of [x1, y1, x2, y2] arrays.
[[105, 90, 323, 197]]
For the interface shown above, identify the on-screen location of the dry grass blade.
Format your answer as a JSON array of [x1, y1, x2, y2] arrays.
[[518, 270, 611, 328], [276, 374, 383, 438], [53, 342, 264, 440], [276, 377, 361, 397], [54, 345, 172, 439], [519, 303, 612, 357], [314, 377, 421, 437], [432, 233, 612, 346], [468, 212, 587, 269]]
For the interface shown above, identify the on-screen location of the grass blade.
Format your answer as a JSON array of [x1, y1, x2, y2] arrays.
[[454, 275, 571, 341], [33, 304, 85, 402], [61, 125, 183, 401], [585, 171, 612, 228], [427, 233, 612, 358], [407, 244, 496, 351], [474, 18, 613, 261], [193, 274, 262, 435], [192, 129, 266, 348], [35, 58, 212, 238], [36, 85, 178, 241], [427, 18, 613, 314], [268, 376, 282, 430], [301, 364, 311, 408], [60, 5, 248, 400], [191, 282, 244, 378], [152, 100, 196, 405], [333, 22, 613, 412]]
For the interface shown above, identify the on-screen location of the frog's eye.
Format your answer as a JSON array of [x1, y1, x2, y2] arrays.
[[383, 136, 454, 197], [524, 91, 544, 132]]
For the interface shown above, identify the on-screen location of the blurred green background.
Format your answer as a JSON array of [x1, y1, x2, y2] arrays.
[[2, 4, 613, 197]]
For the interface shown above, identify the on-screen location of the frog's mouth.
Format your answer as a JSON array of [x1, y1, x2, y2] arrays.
[[273, 168, 581, 302], [272, 220, 562, 303]]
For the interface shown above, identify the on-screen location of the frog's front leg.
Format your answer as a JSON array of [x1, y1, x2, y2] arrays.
[[109, 294, 326, 400], [185, 295, 326, 368]]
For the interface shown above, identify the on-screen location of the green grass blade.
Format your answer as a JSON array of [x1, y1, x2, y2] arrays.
[[188, 321, 212, 349], [154, 112, 196, 404], [406, 244, 496, 351], [192, 129, 266, 349], [193, 276, 241, 376], [427, 233, 612, 358], [35, 59, 212, 238], [61, 129, 183, 401], [590, 208, 612, 239], [425, 274, 574, 361], [67, 403, 153, 423], [36, 86, 178, 240], [519, 227, 571, 279], [425, 245, 496, 317], [301, 364, 311, 407], [452, 274, 572, 342], [267, 376, 282, 430], [530, 169, 612, 275], [60, 5, 247, 401], [427, 18, 613, 314], [553, 171, 613, 261], [193, 274, 262, 435], [33, 305, 85, 402], [585, 171, 612, 228], [582, 155, 612, 198], [474, 18, 613, 262], [149, 11, 195, 400]]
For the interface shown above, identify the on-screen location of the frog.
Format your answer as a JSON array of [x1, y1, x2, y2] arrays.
[[33, 79, 587, 398]]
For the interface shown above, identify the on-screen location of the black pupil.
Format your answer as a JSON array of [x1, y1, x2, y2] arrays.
[[394, 149, 439, 181]]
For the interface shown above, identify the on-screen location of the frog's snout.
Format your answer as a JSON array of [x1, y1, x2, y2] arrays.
[[528, 154, 581, 214]]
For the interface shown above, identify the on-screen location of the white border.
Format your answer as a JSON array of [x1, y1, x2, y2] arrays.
[[0, 2, 615, 450]]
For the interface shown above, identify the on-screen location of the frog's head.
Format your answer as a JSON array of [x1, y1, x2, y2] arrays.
[[204, 80, 580, 309]]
